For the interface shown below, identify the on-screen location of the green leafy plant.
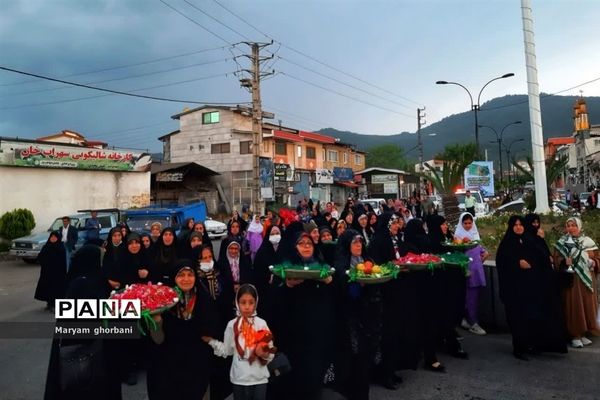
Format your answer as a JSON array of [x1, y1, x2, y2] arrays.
[[0, 209, 36, 240]]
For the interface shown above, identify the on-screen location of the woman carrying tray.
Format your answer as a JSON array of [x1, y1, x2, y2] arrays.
[[334, 229, 383, 400], [454, 213, 489, 336], [368, 213, 412, 390], [269, 224, 335, 400], [148, 260, 219, 399], [427, 215, 469, 360], [403, 219, 447, 373]]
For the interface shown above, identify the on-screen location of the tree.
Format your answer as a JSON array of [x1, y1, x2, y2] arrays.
[[421, 143, 478, 226], [511, 155, 568, 209], [365, 144, 413, 171], [0, 209, 36, 241]]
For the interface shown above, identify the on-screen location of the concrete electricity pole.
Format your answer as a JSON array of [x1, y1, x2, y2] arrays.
[[239, 41, 273, 216], [417, 107, 426, 195]]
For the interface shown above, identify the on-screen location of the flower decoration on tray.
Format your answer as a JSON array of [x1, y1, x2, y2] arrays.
[[441, 237, 480, 250], [110, 282, 180, 332], [346, 260, 399, 284], [394, 253, 443, 271], [269, 262, 335, 280]]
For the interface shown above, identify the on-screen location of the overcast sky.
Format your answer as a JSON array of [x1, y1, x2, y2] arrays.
[[1, 0, 599, 152]]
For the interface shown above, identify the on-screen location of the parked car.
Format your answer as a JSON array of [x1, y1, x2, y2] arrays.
[[204, 217, 227, 239], [492, 199, 526, 215], [579, 192, 591, 206], [10, 209, 119, 263], [455, 189, 489, 218]]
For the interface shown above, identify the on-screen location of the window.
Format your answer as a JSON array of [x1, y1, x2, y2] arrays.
[[211, 143, 230, 154], [297, 145, 302, 158], [202, 111, 220, 124], [595, 139, 600, 147], [327, 150, 338, 162], [322, 149, 326, 161], [240, 141, 252, 154], [232, 171, 252, 188], [275, 142, 287, 155], [354, 154, 363, 165], [263, 141, 270, 152], [343, 152, 348, 164], [306, 146, 316, 159]]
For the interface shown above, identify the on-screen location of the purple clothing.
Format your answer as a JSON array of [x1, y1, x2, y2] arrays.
[[247, 231, 263, 261], [465, 245, 486, 288], [465, 287, 482, 324]]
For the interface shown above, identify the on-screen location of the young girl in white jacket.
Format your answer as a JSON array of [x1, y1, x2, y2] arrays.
[[202, 283, 275, 400]]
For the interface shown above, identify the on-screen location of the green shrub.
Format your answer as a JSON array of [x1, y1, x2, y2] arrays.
[[0, 209, 36, 240], [0, 242, 10, 252]]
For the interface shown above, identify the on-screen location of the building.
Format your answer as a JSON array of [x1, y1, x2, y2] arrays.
[[0, 131, 151, 233], [160, 105, 366, 211], [544, 137, 575, 188], [355, 167, 418, 199], [571, 97, 600, 188]]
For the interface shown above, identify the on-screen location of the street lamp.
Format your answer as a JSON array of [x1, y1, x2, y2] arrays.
[[478, 120, 522, 187], [436, 73, 514, 154], [504, 138, 525, 187]]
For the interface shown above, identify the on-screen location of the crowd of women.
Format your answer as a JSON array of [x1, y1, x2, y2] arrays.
[[35, 199, 599, 400]]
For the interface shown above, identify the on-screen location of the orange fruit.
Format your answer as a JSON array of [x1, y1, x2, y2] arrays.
[[356, 263, 365, 272], [372, 265, 382, 274], [364, 265, 373, 274], [364, 260, 374, 269]]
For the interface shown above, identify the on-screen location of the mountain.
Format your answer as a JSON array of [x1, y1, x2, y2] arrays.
[[318, 94, 600, 164]]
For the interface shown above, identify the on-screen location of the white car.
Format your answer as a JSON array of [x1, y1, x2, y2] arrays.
[[204, 217, 227, 239], [360, 198, 386, 215]]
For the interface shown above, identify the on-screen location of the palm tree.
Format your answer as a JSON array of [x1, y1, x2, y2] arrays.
[[511, 155, 568, 208], [421, 143, 478, 226]]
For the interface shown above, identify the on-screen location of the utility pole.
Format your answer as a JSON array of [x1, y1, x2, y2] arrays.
[[417, 107, 426, 195], [238, 41, 273, 216]]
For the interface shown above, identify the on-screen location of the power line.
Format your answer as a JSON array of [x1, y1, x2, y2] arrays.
[[8, 58, 232, 97], [278, 56, 413, 110], [0, 45, 228, 87], [182, 0, 251, 41], [481, 75, 600, 112], [210, 0, 422, 106], [281, 72, 414, 118], [0, 66, 246, 109], [158, 0, 233, 45]]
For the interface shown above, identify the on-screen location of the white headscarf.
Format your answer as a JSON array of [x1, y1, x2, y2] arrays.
[[247, 215, 264, 234], [454, 212, 480, 241]]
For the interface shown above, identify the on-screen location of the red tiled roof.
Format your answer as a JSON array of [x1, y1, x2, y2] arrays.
[[298, 131, 336, 144], [273, 130, 304, 143]]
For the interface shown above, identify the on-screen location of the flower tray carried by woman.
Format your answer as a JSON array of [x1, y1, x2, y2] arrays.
[[395, 253, 443, 271], [439, 252, 473, 276], [269, 262, 335, 280], [441, 238, 480, 251], [346, 260, 399, 284], [110, 282, 179, 330]]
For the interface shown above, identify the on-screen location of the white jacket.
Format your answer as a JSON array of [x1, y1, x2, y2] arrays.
[[209, 316, 274, 386]]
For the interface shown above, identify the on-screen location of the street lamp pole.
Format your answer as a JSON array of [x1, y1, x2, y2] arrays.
[[479, 121, 522, 187], [436, 73, 514, 155], [505, 138, 525, 187]]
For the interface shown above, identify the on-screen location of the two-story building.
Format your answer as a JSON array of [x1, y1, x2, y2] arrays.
[[159, 105, 366, 211]]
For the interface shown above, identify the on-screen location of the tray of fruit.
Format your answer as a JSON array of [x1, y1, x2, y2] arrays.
[[395, 253, 443, 271], [442, 237, 480, 250], [439, 252, 473, 272], [346, 261, 399, 284], [269, 262, 335, 280]]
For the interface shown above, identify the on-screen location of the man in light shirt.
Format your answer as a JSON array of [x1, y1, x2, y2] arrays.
[[59, 216, 78, 271], [464, 190, 476, 217]]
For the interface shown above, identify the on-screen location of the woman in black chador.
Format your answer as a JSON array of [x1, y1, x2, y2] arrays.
[[427, 215, 469, 359], [368, 212, 413, 390], [147, 260, 219, 399], [496, 215, 543, 360], [403, 218, 447, 372], [269, 226, 336, 400], [253, 225, 283, 319], [523, 214, 568, 354], [35, 231, 67, 309], [334, 229, 383, 400], [150, 227, 179, 285]]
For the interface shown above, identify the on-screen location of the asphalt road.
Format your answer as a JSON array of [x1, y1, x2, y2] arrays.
[[1, 253, 599, 400]]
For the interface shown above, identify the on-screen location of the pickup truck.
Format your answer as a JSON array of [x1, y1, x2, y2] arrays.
[[10, 209, 120, 263], [123, 202, 227, 240]]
